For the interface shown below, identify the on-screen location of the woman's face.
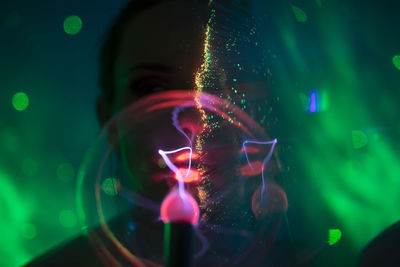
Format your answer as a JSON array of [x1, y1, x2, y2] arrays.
[[95, 3, 284, 263], [107, 1, 209, 200], [105, 1, 273, 210]]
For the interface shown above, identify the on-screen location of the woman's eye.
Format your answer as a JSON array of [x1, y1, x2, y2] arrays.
[[130, 81, 167, 97]]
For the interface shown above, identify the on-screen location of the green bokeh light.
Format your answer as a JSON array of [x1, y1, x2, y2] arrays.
[[291, 5, 307, 23], [22, 158, 38, 177], [63, 15, 82, 35], [392, 55, 400, 71], [4, 11, 22, 28], [56, 163, 75, 182], [328, 229, 342, 245], [12, 92, 29, 111], [20, 223, 37, 239], [102, 177, 119, 196], [352, 130, 368, 149], [59, 210, 77, 228]]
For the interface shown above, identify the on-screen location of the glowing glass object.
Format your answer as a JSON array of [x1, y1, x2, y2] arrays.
[[63, 15, 82, 35], [161, 189, 199, 225], [12, 92, 29, 111]]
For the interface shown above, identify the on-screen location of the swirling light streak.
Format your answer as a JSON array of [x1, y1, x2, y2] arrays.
[[242, 139, 278, 200], [158, 147, 193, 196]]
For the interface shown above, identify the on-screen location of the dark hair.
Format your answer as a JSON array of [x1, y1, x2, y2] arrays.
[[99, 0, 166, 103], [99, 0, 248, 103]]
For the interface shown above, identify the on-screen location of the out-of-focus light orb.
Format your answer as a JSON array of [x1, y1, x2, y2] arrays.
[[392, 55, 400, 71], [240, 161, 263, 176], [4, 11, 22, 28], [352, 130, 368, 149], [157, 158, 166, 168], [20, 223, 37, 239], [63, 15, 82, 35], [22, 158, 38, 177], [12, 92, 29, 111], [175, 151, 199, 162], [328, 229, 342, 245], [291, 5, 308, 23], [174, 168, 200, 183], [251, 183, 288, 218], [57, 162, 75, 182], [102, 177, 120, 196], [59, 210, 77, 228]]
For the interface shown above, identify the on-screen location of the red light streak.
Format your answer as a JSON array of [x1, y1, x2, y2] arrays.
[[175, 152, 199, 162], [240, 146, 260, 154], [240, 161, 263, 176], [174, 168, 200, 183]]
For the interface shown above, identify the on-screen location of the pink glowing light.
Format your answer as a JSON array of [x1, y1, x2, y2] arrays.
[[175, 168, 200, 183], [242, 139, 277, 200], [240, 160, 263, 176], [175, 152, 199, 162], [161, 189, 200, 225], [239, 146, 260, 154]]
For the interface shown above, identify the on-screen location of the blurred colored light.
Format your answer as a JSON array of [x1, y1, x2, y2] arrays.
[[240, 146, 260, 154], [175, 152, 199, 162], [1, 127, 18, 152], [59, 210, 77, 228], [309, 91, 317, 112], [320, 90, 330, 111], [22, 158, 38, 177], [157, 158, 166, 168], [20, 223, 36, 239], [12, 92, 29, 111], [352, 130, 368, 149], [102, 177, 119, 196], [4, 11, 22, 28], [328, 229, 342, 245], [303, 90, 329, 113], [57, 163, 75, 182], [241, 161, 263, 176], [174, 168, 200, 183], [393, 55, 400, 71], [291, 5, 308, 22], [63, 15, 82, 35]]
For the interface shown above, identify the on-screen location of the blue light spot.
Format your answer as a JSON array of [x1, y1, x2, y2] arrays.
[[309, 91, 318, 113]]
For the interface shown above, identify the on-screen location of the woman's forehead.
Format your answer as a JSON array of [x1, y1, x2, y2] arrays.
[[115, 1, 206, 76]]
